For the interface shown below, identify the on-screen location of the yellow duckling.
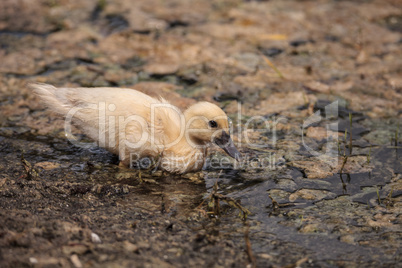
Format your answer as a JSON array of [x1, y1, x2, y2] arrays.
[[30, 83, 241, 173]]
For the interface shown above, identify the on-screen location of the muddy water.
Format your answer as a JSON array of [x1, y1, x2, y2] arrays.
[[203, 111, 401, 267], [1, 0, 401, 267]]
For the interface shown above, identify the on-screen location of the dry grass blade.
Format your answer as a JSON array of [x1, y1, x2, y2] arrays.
[[349, 112, 353, 155], [376, 186, 381, 205], [260, 53, 285, 79]]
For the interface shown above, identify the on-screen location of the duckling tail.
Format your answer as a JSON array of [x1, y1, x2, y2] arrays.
[[29, 83, 73, 114]]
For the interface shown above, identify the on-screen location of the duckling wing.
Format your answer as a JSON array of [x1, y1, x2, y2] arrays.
[[30, 83, 182, 163]]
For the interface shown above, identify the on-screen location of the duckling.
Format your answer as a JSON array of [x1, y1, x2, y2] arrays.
[[30, 83, 241, 173]]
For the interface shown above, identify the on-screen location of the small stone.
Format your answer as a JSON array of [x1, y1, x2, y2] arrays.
[[306, 127, 341, 141], [70, 254, 82, 268], [29, 257, 38, 264], [62, 244, 89, 255], [34, 161, 61, 170], [123, 240, 139, 252], [143, 63, 179, 75], [304, 81, 330, 93], [291, 160, 334, 179], [289, 189, 334, 202], [340, 235, 355, 244], [122, 185, 129, 194], [91, 232, 102, 244], [0, 176, 7, 188], [299, 223, 321, 233], [152, 170, 163, 177], [259, 253, 273, 260]]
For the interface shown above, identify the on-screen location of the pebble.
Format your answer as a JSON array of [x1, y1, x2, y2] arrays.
[[70, 254, 83, 268], [91, 232, 102, 243], [29, 257, 38, 264]]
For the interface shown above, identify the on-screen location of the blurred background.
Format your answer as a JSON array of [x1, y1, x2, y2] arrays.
[[0, 1, 401, 267], [1, 0, 401, 118]]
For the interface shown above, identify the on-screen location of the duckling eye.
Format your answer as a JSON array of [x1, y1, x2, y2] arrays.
[[208, 120, 218, 128]]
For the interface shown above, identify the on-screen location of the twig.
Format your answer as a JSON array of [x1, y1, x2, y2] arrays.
[[244, 224, 256, 268], [339, 155, 348, 174], [196, 181, 250, 220], [21, 152, 38, 180], [268, 194, 280, 211], [212, 192, 251, 220]]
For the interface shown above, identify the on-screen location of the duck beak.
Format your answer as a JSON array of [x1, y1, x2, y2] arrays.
[[214, 131, 242, 161]]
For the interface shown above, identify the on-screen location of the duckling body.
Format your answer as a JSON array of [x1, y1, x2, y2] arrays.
[[30, 83, 240, 173]]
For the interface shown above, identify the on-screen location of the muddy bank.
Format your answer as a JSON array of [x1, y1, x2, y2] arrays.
[[0, 0, 401, 267]]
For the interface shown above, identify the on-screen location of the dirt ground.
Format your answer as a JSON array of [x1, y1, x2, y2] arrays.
[[0, 0, 401, 267]]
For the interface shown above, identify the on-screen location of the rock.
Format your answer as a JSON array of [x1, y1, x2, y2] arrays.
[[0, 0, 56, 33], [34, 162, 61, 170], [250, 91, 314, 116], [91, 233, 102, 244], [267, 189, 291, 203], [123, 240, 139, 253], [0, 176, 7, 188], [62, 244, 89, 255], [304, 81, 330, 94], [70, 254, 83, 268], [143, 62, 180, 75], [0, 49, 44, 75], [289, 189, 335, 202], [299, 223, 325, 234], [306, 127, 341, 141], [291, 160, 335, 179], [29, 257, 38, 264], [232, 52, 261, 72], [340, 235, 355, 244]]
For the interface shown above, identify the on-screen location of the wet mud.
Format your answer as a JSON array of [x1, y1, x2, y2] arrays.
[[0, 0, 401, 267]]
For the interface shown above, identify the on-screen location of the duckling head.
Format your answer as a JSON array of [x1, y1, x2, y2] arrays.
[[184, 102, 241, 161]]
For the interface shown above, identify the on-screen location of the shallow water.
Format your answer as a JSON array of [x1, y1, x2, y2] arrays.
[[1, 105, 401, 267], [1, 0, 401, 267]]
